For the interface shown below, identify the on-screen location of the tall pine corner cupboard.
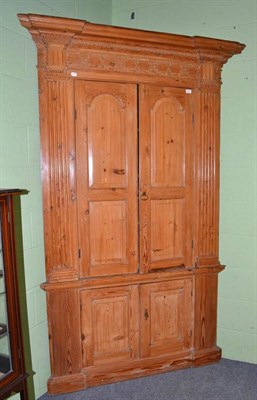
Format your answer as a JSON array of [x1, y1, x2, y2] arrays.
[[18, 14, 245, 395]]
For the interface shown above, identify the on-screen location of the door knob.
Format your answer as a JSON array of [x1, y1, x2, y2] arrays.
[[140, 191, 148, 201]]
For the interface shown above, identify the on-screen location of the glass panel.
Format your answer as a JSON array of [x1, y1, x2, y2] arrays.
[[0, 216, 12, 379]]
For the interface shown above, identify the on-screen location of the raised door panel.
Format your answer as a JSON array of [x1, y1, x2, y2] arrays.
[[151, 96, 185, 187], [140, 279, 192, 358], [75, 81, 138, 277], [89, 201, 127, 265], [81, 286, 139, 366], [139, 85, 194, 272], [88, 94, 126, 189], [151, 199, 184, 262]]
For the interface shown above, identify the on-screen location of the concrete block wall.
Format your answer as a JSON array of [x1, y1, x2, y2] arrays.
[[112, 0, 257, 364], [0, 1, 112, 398]]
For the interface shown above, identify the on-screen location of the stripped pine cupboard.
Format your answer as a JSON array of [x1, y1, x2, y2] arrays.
[[18, 14, 245, 394]]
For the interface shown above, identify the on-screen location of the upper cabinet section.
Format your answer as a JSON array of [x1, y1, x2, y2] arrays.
[[18, 14, 245, 88], [18, 14, 245, 283]]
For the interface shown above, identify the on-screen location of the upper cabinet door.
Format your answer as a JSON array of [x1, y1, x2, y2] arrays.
[[76, 81, 138, 277], [139, 85, 194, 272]]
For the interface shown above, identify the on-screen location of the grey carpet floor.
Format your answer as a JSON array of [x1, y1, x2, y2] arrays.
[[39, 359, 257, 400]]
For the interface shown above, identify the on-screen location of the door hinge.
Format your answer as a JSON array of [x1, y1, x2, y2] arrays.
[[191, 240, 194, 249], [78, 249, 81, 258], [74, 109, 77, 120], [192, 113, 195, 126]]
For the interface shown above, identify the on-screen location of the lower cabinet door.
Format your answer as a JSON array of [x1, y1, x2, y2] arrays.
[[140, 279, 193, 358], [81, 285, 139, 367]]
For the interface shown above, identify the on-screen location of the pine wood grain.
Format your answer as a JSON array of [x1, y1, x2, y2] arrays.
[[18, 13, 245, 395]]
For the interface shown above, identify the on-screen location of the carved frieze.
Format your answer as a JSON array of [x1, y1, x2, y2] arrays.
[[67, 49, 200, 82]]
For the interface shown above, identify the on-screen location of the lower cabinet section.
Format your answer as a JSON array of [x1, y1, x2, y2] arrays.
[[80, 280, 192, 368], [46, 270, 223, 395]]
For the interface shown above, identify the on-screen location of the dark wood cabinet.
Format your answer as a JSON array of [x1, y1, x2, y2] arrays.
[[18, 13, 245, 395], [0, 190, 28, 400]]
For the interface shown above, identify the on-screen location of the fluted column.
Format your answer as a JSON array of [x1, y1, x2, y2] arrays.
[[25, 19, 82, 282], [195, 61, 222, 268]]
